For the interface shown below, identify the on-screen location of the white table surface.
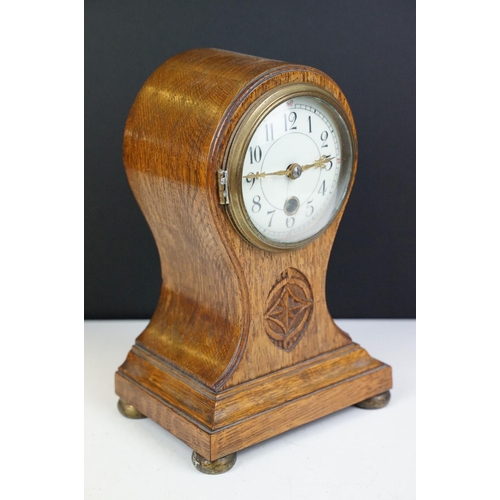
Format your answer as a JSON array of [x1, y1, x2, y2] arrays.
[[85, 319, 415, 500]]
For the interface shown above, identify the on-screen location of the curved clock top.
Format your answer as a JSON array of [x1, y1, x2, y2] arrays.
[[125, 48, 357, 252]]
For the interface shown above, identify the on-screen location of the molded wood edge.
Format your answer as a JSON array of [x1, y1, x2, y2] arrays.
[[116, 342, 391, 430], [116, 360, 392, 461]]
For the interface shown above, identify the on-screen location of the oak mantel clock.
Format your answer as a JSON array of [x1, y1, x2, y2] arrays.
[[115, 48, 392, 474]]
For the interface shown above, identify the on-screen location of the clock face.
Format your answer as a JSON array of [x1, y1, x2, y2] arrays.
[[226, 86, 355, 251], [241, 96, 345, 245]]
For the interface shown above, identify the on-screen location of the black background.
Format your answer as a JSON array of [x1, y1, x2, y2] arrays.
[[85, 0, 415, 319]]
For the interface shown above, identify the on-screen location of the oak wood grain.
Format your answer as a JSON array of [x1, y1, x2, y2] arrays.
[[116, 346, 392, 461], [116, 48, 392, 460]]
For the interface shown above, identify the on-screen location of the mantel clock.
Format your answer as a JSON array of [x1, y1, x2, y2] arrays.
[[115, 48, 392, 474]]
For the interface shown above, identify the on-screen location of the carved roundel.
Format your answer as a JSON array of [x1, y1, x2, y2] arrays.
[[264, 268, 314, 351]]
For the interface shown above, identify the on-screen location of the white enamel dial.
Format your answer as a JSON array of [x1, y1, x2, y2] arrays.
[[240, 96, 346, 245]]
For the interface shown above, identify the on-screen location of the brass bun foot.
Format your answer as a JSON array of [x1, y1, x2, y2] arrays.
[[117, 399, 147, 419], [355, 390, 391, 409], [191, 451, 237, 475]]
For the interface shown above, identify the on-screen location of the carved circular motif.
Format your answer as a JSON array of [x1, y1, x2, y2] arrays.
[[264, 268, 314, 351]]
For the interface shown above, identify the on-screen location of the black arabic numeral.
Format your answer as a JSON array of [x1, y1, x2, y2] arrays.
[[246, 173, 256, 189], [249, 146, 262, 164], [252, 195, 262, 213], [267, 210, 276, 227], [325, 156, 333, 171], [318, 180, 326, 196], [284, 112, 297, 131], [306, 200, 314, 217], [320, 131, 329, 148], [265, 123, 274, 142]]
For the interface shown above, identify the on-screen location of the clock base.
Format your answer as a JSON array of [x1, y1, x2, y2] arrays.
[[191, 451, 237, 475], [115, 342, 392, 462]]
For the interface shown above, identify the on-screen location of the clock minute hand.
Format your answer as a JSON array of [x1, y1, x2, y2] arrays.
[[301, 155, 335, 172]]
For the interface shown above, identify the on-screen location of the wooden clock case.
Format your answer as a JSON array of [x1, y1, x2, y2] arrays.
[[115, 48, 392, 467]]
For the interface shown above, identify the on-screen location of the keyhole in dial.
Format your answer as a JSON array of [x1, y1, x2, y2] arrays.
[[284, 196, 300, 216]]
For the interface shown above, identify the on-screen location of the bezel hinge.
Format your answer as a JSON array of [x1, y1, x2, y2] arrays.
[[217, 169, 229, 205]]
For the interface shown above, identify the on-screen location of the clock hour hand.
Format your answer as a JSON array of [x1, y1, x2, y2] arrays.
[[242, 169, 288, 180]]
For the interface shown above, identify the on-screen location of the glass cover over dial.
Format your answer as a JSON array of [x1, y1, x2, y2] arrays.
[[237, 95, 353, 248]]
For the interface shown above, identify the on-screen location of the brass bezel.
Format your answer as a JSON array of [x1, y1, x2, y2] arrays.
[[224, 83, 356, 252]]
